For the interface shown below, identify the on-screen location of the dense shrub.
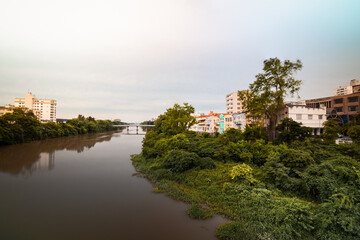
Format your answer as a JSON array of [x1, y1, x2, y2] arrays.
[[133, 104, 360, 240], [195, 157, 216, 170], [0, 109, 116, 145], [162, 149, 200, 173], [230, 163, 257, 185], [187, 204, 213, 219]]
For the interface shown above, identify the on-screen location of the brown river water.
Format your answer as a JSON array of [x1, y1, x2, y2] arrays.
[[0, 130, 227, 240]]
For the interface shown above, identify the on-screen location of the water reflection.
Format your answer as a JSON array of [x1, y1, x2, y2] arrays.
[[0, 131, 118, 176]]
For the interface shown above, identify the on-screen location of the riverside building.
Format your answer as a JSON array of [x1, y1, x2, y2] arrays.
[[306, 92, 360, 124], [333, 79, 360, 96], [278, 101, 327, 135], [226, 92, 245, 114], [14, 92, 57, 122]]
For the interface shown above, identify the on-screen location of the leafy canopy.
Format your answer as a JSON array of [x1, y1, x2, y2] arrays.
[[323, 120, 341, 144], [276, 117, 312, 144], [239, 58, 303, 140], [153, 103, 196, 135]]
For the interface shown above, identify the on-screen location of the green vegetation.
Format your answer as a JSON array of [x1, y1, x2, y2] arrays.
[[187, 204, 213, 220], [132, 103, 360, 240], [0, 108, 116, 145], [239, 58, 303, 141]]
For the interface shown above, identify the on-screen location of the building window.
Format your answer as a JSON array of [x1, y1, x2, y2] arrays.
[[348, 96, 359, 103], [334, 107, 343, 112], [348, 105, 359, 112], [308, 114, 313, 120], [334, 98, 343, 104], [296, 114, 302, 120], [318, 115, 323, 120]]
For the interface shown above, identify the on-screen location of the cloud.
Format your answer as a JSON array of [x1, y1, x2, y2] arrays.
[[1, 0, 359, 122]]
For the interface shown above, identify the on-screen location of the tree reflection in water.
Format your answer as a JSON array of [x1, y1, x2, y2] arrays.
[[0, 131, 120, 176]]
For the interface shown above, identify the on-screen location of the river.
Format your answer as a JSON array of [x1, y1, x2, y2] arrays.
[[0, 130, 226, 240]]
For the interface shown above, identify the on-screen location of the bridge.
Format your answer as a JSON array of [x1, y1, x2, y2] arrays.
[[113, 124, 155, 135]]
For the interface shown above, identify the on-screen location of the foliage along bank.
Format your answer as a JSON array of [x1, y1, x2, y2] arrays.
[[132, 103, 360, 240], [0, 108, 117, 145]]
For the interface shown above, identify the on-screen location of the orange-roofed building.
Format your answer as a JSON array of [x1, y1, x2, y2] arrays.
[[191, 111, 230, 134]]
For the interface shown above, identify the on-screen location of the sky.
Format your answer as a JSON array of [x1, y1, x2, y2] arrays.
[[0, 0, 359, 122]]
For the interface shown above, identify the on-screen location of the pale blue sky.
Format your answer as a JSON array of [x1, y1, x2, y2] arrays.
[[0, 0, 359, 122]]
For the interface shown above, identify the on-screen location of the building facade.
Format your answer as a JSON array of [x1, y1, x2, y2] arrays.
[[333, 79, 360, 96], [224, 114, 233, 131], [226, 92, 244, 114], [278, 103, 327, 135], [14, 92, 57, 122], [334, 85, 353, 96], [232, 113, 246, 131], [350, 79, 360, 87], [306, 92, 360, 124], [191, 111, 225, 134]]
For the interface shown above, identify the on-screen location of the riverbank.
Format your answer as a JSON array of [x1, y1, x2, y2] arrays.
[[132, 129, 360, 240], [0, 109, 118, 145]]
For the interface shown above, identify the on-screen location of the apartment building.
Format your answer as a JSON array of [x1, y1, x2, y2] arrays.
[[232, 113, 246, 131], [191, 111, 223, 134], [226, 92, 244, 114], [205, 112, 221, 133], [350, 79, 360, 86], [333, 79, 360, 96], [192, 111, 238, 134], [306, 92, 360, 124], [224, 114, 233, 131], [190, 115, 207, 133], [14, 92, 57, 122], [278, 102, 326, 135], [334, 85, 353, 96]]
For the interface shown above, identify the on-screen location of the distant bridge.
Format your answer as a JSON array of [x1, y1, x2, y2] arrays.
[[113, 124, 154, 135]]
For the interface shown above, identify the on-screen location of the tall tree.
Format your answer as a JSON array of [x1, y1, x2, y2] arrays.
[[154, 103, 196, 135], [239, 58, 303, 141]]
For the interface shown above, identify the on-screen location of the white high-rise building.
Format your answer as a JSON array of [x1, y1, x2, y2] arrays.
[[334, 85, 353, 96], [226, 92, 244, 114], [333, 79, 360, 96], [14, 92, 57, 122]]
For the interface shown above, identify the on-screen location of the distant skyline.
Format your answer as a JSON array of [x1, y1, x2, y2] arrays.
[[1, 0, 359, 122]]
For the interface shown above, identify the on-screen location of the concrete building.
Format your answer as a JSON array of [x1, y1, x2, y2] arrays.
[[14, 92, 57, 122], [232, 113, 247, 131], [334, 85, 353, 96], [226, 92, 244, 114], [353, 85, 360, 94], [278, 102, 327, 135], [190, 115, 207, 133], [0, 104, 15, 116], [191, 111, 224, 134], [191, 111, 236, 134], [306, 92, 360, 124], [350, 79, 360, 86], [333, 79, 360, 96], [224, 114, 233, 131], [205, 112, 221, 134], [351, 79, 360, 94]]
